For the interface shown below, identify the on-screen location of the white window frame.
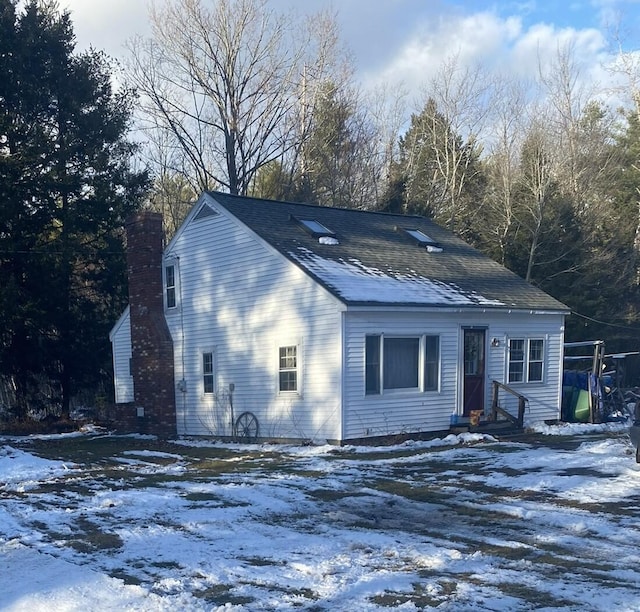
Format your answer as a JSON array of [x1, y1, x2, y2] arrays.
[[365, 333, 440, 395], [202, 351, 215, 395], [278, 344, 300, 395], [527, 338, 545, 383], [424, 335, 440, 391], [508, 338, 545, 384], [163, 261, 179, 310]]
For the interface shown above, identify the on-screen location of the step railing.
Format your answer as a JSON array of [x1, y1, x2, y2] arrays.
[[491, 381, 528, 428]]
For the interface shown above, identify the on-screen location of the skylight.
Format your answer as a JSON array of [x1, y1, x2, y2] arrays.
[[294, 217, 336, 238], [405, 229, 436, 244], [402, 228, 443, 253]]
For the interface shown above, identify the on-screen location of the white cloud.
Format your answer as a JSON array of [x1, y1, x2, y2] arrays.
[[60, 0, 151, 59], [363, 6, 621, 113], [49, 1, 636, 121], [509, 23, 608, 77], [591, 0, 640, 28], [367, 12, 524, 95]]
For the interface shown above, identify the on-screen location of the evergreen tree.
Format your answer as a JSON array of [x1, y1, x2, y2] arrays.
[[292, 81, 378, 209], [0, 0, 149, 419], [389, 98, 485, 237]]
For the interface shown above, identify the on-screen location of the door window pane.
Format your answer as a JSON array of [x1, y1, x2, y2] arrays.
[[464, 331, 484, 375]]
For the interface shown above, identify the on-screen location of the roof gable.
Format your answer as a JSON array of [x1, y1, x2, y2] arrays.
[[109, 305, 130, 341], [204, 191, 568, 312]]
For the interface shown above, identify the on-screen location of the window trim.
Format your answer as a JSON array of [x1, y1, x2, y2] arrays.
[[508, 337, 545, 384], [278, 344, 300, 395], [398, 227, 442, 252], [404, 228, 437, 245], [424, 335, 440, 391], [202, 351, 215, 395], [290, 215, 336, 238], [164, 262, 178, 310], [365, 333, 440, 395], [365, 335, 381, 394], [527, 338, 545, 383]]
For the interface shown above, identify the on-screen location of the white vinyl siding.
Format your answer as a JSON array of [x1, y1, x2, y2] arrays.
[[488, 326, 560, 423], [164, 195, 344, 442], [345, 313, 456, 438], [109, 307, 134, 403], [113, 192, 565, 442], [343, 310, 564, 440]]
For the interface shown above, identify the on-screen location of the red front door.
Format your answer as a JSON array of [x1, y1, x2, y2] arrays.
[[463, 329, 486, 416]]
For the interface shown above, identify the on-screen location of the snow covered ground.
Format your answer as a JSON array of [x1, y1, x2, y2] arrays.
[[1, 423, 640, 611]]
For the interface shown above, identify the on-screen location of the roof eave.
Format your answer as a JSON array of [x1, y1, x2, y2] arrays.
[[343, 302, 569, 314]]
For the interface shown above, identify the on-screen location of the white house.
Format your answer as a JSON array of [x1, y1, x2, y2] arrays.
[[110, 191, 569, 443]]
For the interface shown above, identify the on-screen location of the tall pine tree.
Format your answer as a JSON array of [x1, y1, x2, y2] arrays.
[[0, 0, 149, 420], [387, 98, 485, 237]]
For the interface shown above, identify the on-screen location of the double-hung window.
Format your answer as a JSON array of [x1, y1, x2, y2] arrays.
[[508, 338, 545, 383], [165, 264, 177, 309], [203, 352, 214, 394], [279, 345, 298, 393], [365, 334, 440, 394], [527, 339, 544, 382]]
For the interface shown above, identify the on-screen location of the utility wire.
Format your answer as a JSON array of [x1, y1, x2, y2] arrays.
[[572, 310, 640, 332]]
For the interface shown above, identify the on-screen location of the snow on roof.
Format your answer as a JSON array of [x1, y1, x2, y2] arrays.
[[289, 247, 504, 306], [205, 191, 569, 312]]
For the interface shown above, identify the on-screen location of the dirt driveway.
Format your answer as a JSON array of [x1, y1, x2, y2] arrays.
[[2, 427, 640, 610]]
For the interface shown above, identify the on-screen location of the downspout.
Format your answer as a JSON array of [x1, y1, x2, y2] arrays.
[[178, 256, 187, 433], [340, 310, 346, 443]]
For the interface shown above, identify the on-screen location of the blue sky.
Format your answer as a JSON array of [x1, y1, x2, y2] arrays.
[[449, 0, 639, 30], [60, 0, 639, 107], [61, 0, 639, 59]]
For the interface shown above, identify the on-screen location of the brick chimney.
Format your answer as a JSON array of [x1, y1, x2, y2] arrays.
[[126, 211, 176, 436]]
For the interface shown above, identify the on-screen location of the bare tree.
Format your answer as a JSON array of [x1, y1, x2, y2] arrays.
[[417, 54, 495, 230], [536, 42, 619, 219], [127, 0, 343, 196], [518, 119, 556, 282], [482, 78, 529, 264], [607, 28, 640, 282], [367, 85, 407, 204], [139, 127, 198, 239]]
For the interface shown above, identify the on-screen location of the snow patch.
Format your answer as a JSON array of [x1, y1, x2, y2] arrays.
[[288, 247, 504, 305], [318, 236, 339, 245]]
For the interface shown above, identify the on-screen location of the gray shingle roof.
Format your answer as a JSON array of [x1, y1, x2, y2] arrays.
[[208, 191, 569, 312]]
